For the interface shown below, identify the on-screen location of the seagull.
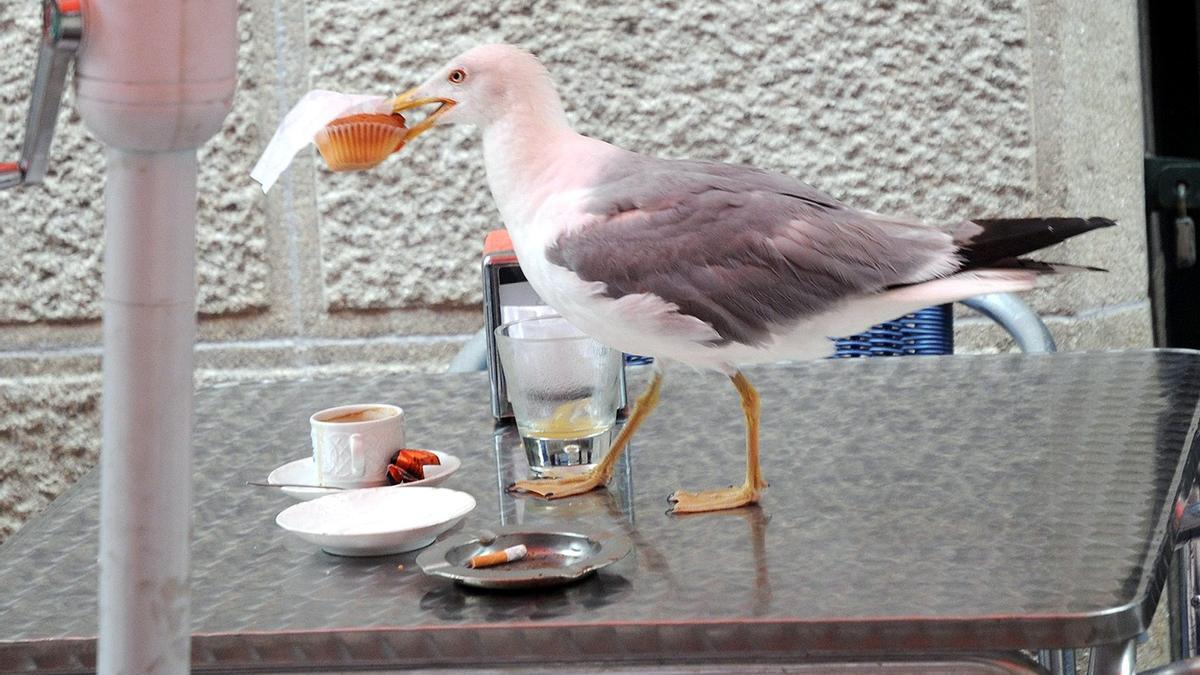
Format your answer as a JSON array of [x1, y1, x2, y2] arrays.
[[388, 44, 1112, 513]]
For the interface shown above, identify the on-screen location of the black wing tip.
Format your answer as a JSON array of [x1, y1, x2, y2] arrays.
[[988, 258, 1110, 274], [954, 216, 1117, 269], [971, 216, 1118, 229], [1084, 216, 1118, 230], [1030, 260, 1110, 273]]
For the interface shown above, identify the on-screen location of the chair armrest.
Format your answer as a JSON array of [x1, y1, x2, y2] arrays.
[[1140, 656, 1200, 674], [447, 328, 489, 373], [959, 293, 1057, 354]]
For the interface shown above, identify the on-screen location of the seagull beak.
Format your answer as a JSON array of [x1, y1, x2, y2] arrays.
[[391, 87, 455, 143]]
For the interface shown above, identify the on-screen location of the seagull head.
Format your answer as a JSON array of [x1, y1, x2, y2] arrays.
[[390, 43, 568, 142]]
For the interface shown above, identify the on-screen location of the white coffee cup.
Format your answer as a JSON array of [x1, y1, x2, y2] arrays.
[[310, 404, 404, 488]]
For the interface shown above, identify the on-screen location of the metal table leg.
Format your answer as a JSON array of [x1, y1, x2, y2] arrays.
[[1169, 490, 1200, 661], [1087, 638, 1136, 675], [1169, 544, 1193, 660]]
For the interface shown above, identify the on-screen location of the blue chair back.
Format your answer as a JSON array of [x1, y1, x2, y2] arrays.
[[832, 304, 954, 358]]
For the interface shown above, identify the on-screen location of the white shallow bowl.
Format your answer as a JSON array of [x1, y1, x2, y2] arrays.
[[275, 486, 476, 557], [267, 450, 461, 501]]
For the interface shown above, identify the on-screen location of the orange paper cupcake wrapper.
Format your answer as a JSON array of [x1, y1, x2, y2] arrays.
[[314, 117, 407, 172]]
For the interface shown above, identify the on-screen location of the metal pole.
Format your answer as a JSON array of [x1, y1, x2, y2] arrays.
[[74, 1, 237, 671], [97, 148, 199, 673], [1169, 544, 1192, 660], [1087, 638, 1137, 675]]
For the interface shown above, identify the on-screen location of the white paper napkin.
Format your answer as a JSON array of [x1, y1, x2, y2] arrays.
[[250, 89, 393, 193]]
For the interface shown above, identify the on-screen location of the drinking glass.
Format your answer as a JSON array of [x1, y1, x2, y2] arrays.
[[495, 315, 622, 474]]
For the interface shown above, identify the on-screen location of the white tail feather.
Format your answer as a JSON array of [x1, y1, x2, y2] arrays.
[[884, 269, 1039, 305], [807, 270, 1039, 343]]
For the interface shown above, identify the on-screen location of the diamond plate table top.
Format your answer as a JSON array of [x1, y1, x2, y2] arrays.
[[1, 351, 1199, 672]]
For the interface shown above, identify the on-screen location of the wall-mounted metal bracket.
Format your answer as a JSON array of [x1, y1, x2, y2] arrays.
[[2, 0, 82, 189], [1146, 156, 1200, 211], [1148, 156, 1200, 270], [0, 162, 21, 189]]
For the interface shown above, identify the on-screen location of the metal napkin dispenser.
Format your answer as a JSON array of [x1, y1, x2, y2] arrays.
[[482, 229, 628, 421]]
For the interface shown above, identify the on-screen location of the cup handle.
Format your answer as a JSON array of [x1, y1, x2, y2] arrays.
[[350, 433, 365, 476]]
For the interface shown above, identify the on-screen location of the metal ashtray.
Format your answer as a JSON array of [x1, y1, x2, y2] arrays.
[[416, 525, 632, 589]]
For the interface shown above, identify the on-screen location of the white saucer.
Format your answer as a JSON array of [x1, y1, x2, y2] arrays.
[[275, 486, 476, 557], [267, 450, 461, 501]]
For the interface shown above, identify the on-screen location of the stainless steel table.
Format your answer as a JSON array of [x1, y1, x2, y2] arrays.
[[2, 351, 1199, 673]]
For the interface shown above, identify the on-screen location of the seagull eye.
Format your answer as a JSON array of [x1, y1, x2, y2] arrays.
[[448, 69, 467, 84]]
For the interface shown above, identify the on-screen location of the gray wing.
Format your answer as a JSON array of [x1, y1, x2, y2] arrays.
[[546, 155, 959, 347]]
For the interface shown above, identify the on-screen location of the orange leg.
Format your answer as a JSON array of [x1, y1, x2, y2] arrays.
[[669, 371, 766, 513], [509, 368, 664, 499]]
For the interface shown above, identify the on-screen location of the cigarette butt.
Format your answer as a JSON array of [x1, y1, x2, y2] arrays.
[[396, 564, 405, 572], [466, 544, 528, 569]]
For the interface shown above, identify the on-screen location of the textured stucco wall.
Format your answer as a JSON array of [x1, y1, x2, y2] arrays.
[[310, 0, 1042, 311], [1, 1, 1149, 547]]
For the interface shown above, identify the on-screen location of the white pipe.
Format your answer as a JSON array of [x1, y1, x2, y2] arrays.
[[97, 149, 198, 673], [75, 1, 237, 672]]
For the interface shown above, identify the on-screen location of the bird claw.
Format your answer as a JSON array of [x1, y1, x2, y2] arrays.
[[667, 484, 762, 514], [506, 481, 557, 498], [507, 470, 608, 500]]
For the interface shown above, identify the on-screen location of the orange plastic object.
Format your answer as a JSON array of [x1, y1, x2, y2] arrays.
[[313, 113, 407, 172], [58, 0, 81, 14], [483, 229, 513, 256], [0, 162, 19, 173]]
